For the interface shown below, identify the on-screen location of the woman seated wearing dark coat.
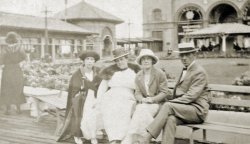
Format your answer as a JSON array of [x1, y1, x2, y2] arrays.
[[57, 51, 102, 144]]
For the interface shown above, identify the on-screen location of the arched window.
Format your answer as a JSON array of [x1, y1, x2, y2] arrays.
[[152, 9, 162, 21]]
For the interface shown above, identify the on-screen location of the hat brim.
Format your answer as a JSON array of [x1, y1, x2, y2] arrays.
[[136, 55, 159, 65], [173, 49, 197, 54], [112, 53, 130, 61], [79, 51, 100, 61]]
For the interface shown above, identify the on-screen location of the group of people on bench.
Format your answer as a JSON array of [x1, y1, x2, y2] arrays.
[[57, 42, 210, 144]]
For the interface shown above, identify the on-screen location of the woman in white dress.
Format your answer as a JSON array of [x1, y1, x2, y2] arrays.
[[122, 49, 172, 144], [97, 47, 140, 144]]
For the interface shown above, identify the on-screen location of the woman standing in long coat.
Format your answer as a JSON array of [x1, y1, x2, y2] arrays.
[[57, 51, 102, 144], [0, 32, 26, 115]]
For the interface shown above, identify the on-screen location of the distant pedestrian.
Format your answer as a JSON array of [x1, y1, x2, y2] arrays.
[[0, 31, 26, 115]]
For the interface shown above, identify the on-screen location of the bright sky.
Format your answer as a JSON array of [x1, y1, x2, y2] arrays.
[[0, 0, 142, 38]]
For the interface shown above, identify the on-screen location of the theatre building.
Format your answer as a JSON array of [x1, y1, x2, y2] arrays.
[[143, 0, 250, 53]]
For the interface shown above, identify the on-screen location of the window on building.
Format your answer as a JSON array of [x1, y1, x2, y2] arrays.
[[152, 9, 162, 21], [152, 31, 163, 39], [22, 37, 41, 60]]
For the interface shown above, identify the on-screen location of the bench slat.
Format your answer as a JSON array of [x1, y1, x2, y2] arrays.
[[211, 97, 250, 108], [205, 121, 250, 130], [186, 122, 250, 135], [208, 84, 250, 94]]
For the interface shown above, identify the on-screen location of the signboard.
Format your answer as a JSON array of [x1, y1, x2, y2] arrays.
[[178, 24, 202, 35]]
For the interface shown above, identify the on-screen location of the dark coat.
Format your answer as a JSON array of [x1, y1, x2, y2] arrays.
[[57, 66, 101, 141], [0, 49, 26, 106]]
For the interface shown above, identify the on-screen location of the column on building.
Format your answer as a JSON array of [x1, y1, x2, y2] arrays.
[[82, 39, 86, 51], [41, 38, 45, 58], [51, 39, 56, 62], [163, 29, 172, 51]]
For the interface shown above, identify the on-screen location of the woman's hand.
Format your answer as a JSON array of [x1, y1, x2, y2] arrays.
[[141, 97, 154, 104]]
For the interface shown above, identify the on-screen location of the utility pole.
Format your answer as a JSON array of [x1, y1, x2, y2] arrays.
[[42, 6, 52, 58], [128, 19, 132, 51], [64, 0, 68, 22]]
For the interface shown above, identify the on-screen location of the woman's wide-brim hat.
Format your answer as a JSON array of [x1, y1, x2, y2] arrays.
[[5, 31, 21, 44], [112, 47, 130, 61], [174, 42, 197, 54], [79, 51, 100, 61], [136, 48, 159, 65]]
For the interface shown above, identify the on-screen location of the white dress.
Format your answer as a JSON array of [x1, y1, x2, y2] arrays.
[[80, 71, 102, 140], [97, 68, 137, 141]]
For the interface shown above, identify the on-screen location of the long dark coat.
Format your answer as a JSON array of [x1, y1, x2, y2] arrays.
[[57, 66, 101, 142], [0, 49, 26, 106]]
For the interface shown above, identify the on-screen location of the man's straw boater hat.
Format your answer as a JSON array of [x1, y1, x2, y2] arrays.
[[112, 47, 130, 61], [174, 42, 197, 54]]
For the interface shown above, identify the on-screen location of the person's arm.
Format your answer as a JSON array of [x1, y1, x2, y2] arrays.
[[170, 71, 207, 104], [151, 72, 171, 103], [97, 80, 109, 99], [134, 83, 144, 103]]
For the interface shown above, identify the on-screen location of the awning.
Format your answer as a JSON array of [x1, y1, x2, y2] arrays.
[[187, 23, 250, 38]]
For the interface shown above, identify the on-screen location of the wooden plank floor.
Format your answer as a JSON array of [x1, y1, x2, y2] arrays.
[[0, 109, 72, 144], [0, 109, 194, 144]]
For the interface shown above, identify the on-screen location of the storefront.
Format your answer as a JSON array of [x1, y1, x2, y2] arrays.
[[143, 0, 250, 52]]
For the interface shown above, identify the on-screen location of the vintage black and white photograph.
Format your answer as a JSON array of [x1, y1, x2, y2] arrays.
[[0, 0, 250, 144]]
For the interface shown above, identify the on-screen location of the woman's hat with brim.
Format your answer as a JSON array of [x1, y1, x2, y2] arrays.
[[112, 47, 130, 61], [79, 51, 100, 61], [174, 42, 197, 54], [136, 48, 159, 65], [5, 32, 21, 44]]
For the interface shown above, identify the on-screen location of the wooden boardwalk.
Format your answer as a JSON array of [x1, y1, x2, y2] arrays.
[[0, 109, 193, 144], [0, 109, 72, 144]]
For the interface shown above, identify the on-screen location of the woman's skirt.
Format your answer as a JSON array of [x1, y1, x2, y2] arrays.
[[99, 87, 136, 141], [0, 64, 25, 105]]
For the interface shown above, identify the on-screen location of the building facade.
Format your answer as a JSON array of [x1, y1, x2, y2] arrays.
[[0, 1, 123, 62], [54, 0, 123, 58], [143, 0, 250, 52], [0, 12, 94, 62]]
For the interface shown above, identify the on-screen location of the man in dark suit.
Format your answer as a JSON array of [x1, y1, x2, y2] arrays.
[[141, 42, 210, 144]]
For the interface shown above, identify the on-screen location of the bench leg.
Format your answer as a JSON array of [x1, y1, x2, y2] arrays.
[[202, 129, 207, 141], [189, 128, 195, 144], [54, 108, 63, 135], [189, 128, 200, 144]]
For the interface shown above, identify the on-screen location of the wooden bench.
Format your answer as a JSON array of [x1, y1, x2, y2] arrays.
[[23, 86, 67, 134], [184, 84, 250, 144]]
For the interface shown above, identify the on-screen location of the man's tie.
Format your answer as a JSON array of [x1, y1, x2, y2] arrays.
[[180, 67, 187, 81]]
